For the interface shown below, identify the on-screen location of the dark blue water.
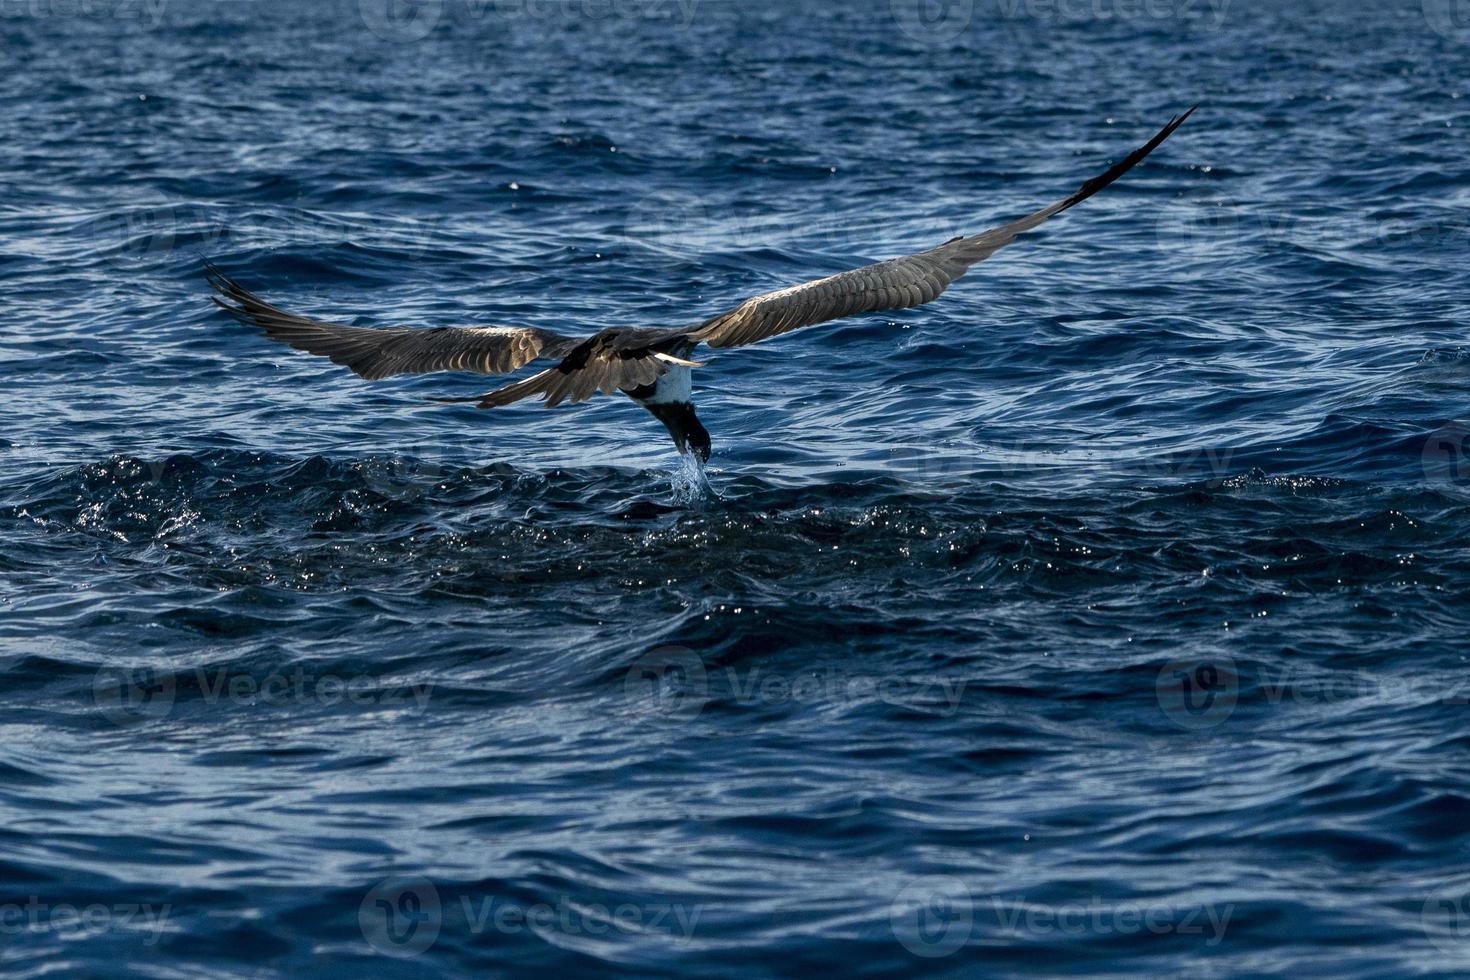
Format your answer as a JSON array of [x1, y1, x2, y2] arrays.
[[5, 0, 1470, 975]]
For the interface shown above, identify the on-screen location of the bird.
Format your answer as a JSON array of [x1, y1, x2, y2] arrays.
[[207, 107, 1196, 464]]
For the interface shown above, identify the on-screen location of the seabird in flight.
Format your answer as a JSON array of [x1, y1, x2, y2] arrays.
[[207, 107, 1196, 463]]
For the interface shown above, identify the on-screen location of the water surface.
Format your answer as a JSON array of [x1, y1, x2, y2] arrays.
[[4, 0, 1470, 975]]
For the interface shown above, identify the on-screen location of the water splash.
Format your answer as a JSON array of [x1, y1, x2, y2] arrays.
[[669, 452, 714, 505]]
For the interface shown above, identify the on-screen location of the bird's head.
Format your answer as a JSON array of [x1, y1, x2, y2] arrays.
[[646, 401, 710, 464]]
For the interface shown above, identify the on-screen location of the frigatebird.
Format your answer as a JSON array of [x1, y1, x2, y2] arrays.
[[208, 107, 1196, 462]]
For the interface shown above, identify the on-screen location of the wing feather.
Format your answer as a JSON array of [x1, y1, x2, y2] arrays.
[[690, 107, 1195, 350], [207, 264, 579, 380]]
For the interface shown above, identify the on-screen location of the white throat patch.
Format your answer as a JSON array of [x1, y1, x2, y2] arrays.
[[641, 365, 692, 406]]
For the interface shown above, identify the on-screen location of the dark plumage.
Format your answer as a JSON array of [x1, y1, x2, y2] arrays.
[[206, 265, 578, 380], [208, 107, 1196, 460]]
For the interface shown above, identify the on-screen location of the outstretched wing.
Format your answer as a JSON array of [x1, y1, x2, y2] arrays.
[[207, 264, 580, 381], [689, 107, 1196, 350]]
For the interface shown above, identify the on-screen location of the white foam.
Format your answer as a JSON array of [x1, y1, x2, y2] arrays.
[[670, 449, 714, 505]]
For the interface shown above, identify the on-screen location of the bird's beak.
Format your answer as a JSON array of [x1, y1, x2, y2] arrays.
[[688, 433, 711, 464], [675, 415, 712, 464], [646, 402, 711, 463]]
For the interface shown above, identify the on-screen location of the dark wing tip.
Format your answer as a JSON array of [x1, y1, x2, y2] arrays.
[[204, 262, 311, 333], [1057, 104, 1198, 215], [203, 260, 254, 312], [202, 258, 232, 292]]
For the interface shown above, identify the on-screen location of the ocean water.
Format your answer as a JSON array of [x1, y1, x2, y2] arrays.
[[4, 0, 1470, 975]]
